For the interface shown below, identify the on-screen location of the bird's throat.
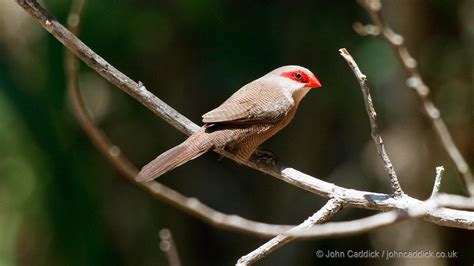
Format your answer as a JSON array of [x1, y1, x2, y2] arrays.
[[293, 87, 311, 104]]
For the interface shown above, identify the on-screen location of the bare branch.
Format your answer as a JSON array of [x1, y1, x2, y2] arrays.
[[159, 229, 181, 266], [357, 0, 474, 196], [240, 197, 439, 240], [62, 0, 318, 237], [286, 205, 435, 239], [17, 0, 474, 234], [352, 22, 380, 36], [64, 0, 138, 180], [66, 0, 87, 34], [434, 194, 474, 211], [339, 48, 404, 197], [237, 199, 343, 265], [430, 166, 445, 199]]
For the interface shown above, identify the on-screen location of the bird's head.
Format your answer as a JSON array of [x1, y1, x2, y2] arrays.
[[275, 65, 321, 89], [263, 65, 322, 102]]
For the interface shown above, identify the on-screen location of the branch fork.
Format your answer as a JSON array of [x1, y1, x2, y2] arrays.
[[13, 0, 474, 265], [357, 0, 474, 196]]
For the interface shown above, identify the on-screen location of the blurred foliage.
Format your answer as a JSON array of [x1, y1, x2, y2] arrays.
[[0, 0, 472, 265]]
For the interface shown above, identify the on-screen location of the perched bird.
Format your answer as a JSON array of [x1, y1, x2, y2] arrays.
[[137, 65, 322, 182]]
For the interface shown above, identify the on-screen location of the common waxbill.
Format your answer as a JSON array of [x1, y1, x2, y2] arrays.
[[137, 65, 322, 182]]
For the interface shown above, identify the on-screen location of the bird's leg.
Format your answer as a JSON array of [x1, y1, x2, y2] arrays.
[[217, 145, 237, 162], [219, 144, 279, 166], [251, 148, 279, 166]]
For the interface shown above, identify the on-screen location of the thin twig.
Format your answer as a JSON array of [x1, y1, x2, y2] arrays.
[[17, 0, 474, 232], [357, 0, 474, 196], [62, 0, 302, 236], [236, 199, 343, 266], [430, 166, 445, 199], [353, 22, 380, 36], [66, 0, 87, 34], [434, 194, 474, 210], [238, 199, 438, 239], [65, 0, 138, 180], [339, 48, 404, 197], [62, 0, 327, 236], [159, 229, 181, 266]]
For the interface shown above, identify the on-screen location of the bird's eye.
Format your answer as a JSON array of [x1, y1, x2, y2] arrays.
[[294, 72, 302, 79]]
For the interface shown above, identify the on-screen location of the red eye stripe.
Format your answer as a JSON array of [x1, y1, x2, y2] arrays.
[[280, 71, 310, 83]]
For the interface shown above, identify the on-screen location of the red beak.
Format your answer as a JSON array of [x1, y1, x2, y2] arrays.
[[307, 74, 322, 88]]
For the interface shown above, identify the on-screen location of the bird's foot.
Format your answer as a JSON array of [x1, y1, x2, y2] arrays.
[[217, 154, 225, 162], [251, 149, 279, 166]]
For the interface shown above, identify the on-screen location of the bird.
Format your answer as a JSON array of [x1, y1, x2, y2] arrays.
[[136, 65, 322, 182]]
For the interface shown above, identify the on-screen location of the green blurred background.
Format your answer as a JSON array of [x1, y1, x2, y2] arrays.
[[0, 0, 473, 265]]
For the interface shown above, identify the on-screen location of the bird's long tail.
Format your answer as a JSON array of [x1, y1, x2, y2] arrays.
[[136, 130, 212, 182]]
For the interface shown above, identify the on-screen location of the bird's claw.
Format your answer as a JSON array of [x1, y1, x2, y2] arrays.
[[252, 149, 279, 166]]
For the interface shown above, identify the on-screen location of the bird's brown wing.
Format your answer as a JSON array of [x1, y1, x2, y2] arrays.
[[202, 81, 292, 124]]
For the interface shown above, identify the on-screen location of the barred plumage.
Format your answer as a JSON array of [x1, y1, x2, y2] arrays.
[[137, 66, 321, 182]]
